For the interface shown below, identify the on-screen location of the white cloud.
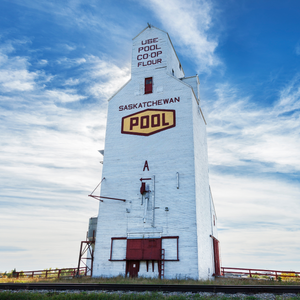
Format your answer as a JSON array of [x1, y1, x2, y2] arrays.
[[64, 78, 80, 86], [85, 55, 131, 99], [144, 0, 220, 73], [211, 173, 300, 270], [0, 45, 130, 271], [206, 78, 300, 174], [46, 89, 86, 103], [0, 51, 38, 92]]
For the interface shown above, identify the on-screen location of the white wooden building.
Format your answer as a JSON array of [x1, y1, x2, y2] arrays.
[[92, 25, 220, 280]]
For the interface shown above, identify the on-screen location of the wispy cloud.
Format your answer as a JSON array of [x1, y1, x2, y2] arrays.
[[85, 55, 131, 99], [0, 50, 38, 92], [207, 76, 300, 270], [0, 41, 130, 271], [144, 0, 220, 73], [206, 77, 300, 174]]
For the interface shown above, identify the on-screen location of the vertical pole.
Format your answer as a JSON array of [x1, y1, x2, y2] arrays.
[[152, 175, 155, 227], [91, 242, 94, 276], [176, 172, 179, 189], [77, 242, 84, 276]]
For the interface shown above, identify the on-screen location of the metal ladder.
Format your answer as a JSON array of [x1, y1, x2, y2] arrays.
[[159, 249, 165, 279]]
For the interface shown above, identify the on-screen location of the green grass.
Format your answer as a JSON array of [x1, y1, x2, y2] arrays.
[[0, 292, 300, 300], [1, 275, 300, 285]]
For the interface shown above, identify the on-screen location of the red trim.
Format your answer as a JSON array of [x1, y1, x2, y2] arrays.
[[109, 236, 179, 262], [145, 77, 153, 94], [121, 109, 176, 137], [161, 236, 179, 261], [100, 196, 126, 202], [140, 177, 152, 181], [109, 237, 127, 261]]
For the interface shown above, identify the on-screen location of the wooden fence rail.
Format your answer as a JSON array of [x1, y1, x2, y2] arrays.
[[222, 267, 300, 280], [0, 267, 87, 279]]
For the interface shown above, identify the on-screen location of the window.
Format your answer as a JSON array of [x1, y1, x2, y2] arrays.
[[145, 77, 153, 94], [172, 69, 174, 76]]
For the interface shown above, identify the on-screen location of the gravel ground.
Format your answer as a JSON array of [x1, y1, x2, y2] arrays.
[[0, 290, 300, 299]]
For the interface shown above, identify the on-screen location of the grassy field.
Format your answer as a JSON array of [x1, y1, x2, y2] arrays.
[[1, 276, 300, 300], [1, 275, 300, 285]]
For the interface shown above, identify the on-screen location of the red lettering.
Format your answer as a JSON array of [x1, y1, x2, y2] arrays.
[[130, 117, 139, 130], [132, 103, 137, 109], [138, 103, 143, 108], [151, 52, 156, 58], [124, 105, 128, 110], [144, 46, 149, 51], [158, 100, 162, 105], [152, 100, 158, 106], [169, 98, 174, 103], [157, 59, 162, 63], [155, 44, 161, 50], [151, 114, 160, 127], [162, 113, 169, 126], [157, 51, 162, 56], [143, 160, 149, 171], [137, 55, 142, 60], [150, 45, 155, 50], [138, 47, 143, 52], [163, 99, 169, 104], [138, 62, 143, 67], [147, 101, 151, 107], [143, 53, 148, 59], [153, 38, 158, 43], [119, 106, 123, 111], [141, 116, 149, 129], [175, 97, 180, 102]]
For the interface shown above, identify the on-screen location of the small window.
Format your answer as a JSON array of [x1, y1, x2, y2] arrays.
[[179, 63, 182, 70], [145, 77, 153, 94]]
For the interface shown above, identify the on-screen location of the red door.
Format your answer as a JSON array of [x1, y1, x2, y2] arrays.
[[126, 239, 161, 260], [213, 238, 221, 276], [126, 261, 140, 278]]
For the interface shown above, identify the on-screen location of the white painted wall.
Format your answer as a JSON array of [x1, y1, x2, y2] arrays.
[[93, 26, 218, 280]]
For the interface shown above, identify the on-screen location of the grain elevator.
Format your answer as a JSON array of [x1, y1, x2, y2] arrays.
[[92, 25, 220, 280]]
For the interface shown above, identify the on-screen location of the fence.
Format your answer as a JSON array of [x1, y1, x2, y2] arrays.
[[1, 267, 88, 279], [221, 267, 300, 280]]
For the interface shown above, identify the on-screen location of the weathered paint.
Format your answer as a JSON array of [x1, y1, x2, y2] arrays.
[[93, 26, 219, 280]]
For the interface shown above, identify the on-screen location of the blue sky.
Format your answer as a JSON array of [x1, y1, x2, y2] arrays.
[[0, 0, 300, 273]]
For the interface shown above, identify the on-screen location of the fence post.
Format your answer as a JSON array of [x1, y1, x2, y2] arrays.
[[58, 269, 61, 279], [249, 270, 252, 278]]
